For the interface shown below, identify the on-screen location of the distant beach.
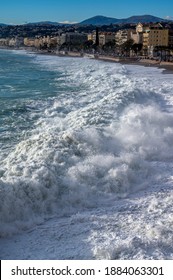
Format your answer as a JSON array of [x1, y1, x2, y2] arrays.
[[2, 46, 173, 74], [38, 49, 173, 74], [91, 54, 173, 74]]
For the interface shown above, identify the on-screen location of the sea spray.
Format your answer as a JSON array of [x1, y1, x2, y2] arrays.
[[1, 50, 173, 243]]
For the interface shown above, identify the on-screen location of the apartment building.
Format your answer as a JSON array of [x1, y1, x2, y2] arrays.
[[100, 32, 115, 46], [88, 32, 115, 47], [24, 38, 36, 47], [60, 32, 87, 45], [142, 28, 169, 56], [136, 23, 150, 33], [8, 37, 24, 47], [134, 23, 169, 56], [130, 30, 143, 44], [0, 38, 9, 46], [89, 32, 115, 46], [149, 28, 168, 46], [24, 36, 58, 49], [0, 37, 24, 47], [115, 29, 132, 45]]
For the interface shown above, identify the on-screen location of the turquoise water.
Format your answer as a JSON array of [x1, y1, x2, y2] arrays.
[[0, 50, 63, 152]]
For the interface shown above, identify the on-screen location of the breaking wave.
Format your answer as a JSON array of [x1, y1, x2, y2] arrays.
[[1, 51, 173, 237]]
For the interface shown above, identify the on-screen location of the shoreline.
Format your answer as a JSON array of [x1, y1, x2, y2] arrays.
[[1, 46, 173, 74], [65, 51, 173, 74], [94, 55, 173, 74], [52, 51, 173, 74]]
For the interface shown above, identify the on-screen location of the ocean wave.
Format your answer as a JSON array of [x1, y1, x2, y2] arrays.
[[1, 102, 173, 236], [1, 52, 173, 237]]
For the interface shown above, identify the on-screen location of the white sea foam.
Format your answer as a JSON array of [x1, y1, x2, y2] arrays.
[[1, 53, 173, 259]]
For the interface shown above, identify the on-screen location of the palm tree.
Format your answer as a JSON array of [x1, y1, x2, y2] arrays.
[[131, 43, 143, 56], [102, 39, 116, 55], [120, 39, 134, 56]]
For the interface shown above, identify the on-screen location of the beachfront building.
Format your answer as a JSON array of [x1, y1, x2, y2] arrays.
[[142, 32, 150, 55], [87, 32, 97, 44], [134, 23, 169, 57], [24, 36, 58, 49], [46, 36, 58, 49], [0, 37, 24, 48], [87, 33, 93, 42], [88, 32, 115, 45], [115, 29, 132, 46], [130, 30, 143, 44], [89, 32, 115, 46], [143, 27, 169, 57], [136, 23, 150, 33], [115, 29, 134, 55], [148, 25, 168, 46], [24, 38, 36, 47], [8, 37, 24, 47], [60, 32, 87, 46], [99, 32, 115, 46], [0, 38, 9, 46]]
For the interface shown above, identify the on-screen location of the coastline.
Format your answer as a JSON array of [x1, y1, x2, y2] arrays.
[[94, 55, 173, 74], [56, 51, 173, 74], [1, 46, 173, 74], [63, 51, 173, 74]]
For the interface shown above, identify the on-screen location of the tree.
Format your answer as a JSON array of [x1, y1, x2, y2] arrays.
[[120, 39, 134, 56], [131, 43, 143, 55], [95, 27, 99, 47], [82, 40, 94, 50], [102, 40, 116, 54]]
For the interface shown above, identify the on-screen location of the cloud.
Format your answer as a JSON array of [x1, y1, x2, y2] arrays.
[[165, 15, 173, 20], [59, 20, 78, 24]]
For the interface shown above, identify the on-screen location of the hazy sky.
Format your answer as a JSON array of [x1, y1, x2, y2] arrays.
[[0, 0, 173, 24]]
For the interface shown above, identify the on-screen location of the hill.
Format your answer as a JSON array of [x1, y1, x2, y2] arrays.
[[79, 15, 119, 26], [25, 21, 70, 26], [79, 15, 167, 26], [118, 15, 166, 24]]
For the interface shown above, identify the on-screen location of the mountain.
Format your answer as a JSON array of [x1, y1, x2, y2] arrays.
[[79, 15, 168, 26], [79, 15, 119, 25], [25, 21, 71, 26], [0, 14, 170, 27], [118, 15, 166, 24]]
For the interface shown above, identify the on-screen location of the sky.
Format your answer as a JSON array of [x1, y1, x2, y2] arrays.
[[0, 0, 173, 25]]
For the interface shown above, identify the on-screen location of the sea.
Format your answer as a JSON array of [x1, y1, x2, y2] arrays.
[[0, 48, 173, 259]]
